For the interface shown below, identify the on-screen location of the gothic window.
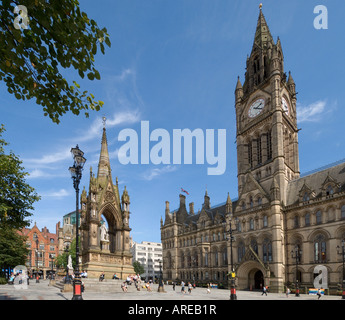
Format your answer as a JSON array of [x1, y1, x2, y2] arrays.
[[204, 252, 209, 267], [258, 197, 262, 206], [263, 215, 268, 228], [341, 205, 345, 220], [303, 192, 310, 202], [181, 252, 185, 268], [241, 201, 246, 211], [263, 238, 272, 262], [293, 215, 299, 228], [251, 239, 258, 254], [222, 247, 227, 266], [266, 131, 272, 160], [250, 218, 254, 230], [250, 196, 254, 208], [257, 137, 262, 164], [248, 141, 253, 168], [314, 234, 326, 263], [305, 213, 310, 226], [326, 185, 334, 196], [316, 210, 322, 224], [238, 242, 245, 263], [214, 251, 219, 267], [237, 220, 242, 232]]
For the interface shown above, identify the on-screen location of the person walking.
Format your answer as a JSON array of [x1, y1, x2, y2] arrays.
[[188, 282, 192, 294], [286, 287, 290, 298], [261, 285, 267, 296], [181, 281, 185, 294], [317, 288, 322, 299], [172, 281, 176, 291]]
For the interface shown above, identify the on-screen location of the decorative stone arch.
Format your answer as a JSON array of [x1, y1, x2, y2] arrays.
[[98, 202, 122, 253], [236, 260, 270, 290]]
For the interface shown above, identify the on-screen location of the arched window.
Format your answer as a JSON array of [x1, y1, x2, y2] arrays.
[[341, 205, 345, 220], [251, 239, 258, 254], [250, 218, 254, 230], [214, 251, 219, 267], [238, 242, 245, 263], [263, 238, 272, 262], [263, 215, 268, 228], [257, 137, 262, 165], [248, 141, 253, 168], [316, 210, 322, 224], [258, 197, 262, 206], [294, 215, 299, 228], [314, 234, 326, 263], [303, 192, 310, 202], [305, 213, 310, 226], [180, 252, 185, 268], [326, 185, 334, 196], [237, 220, 242, 232], [250, 196, 254, 208], [266, 131, 272, 160], [222, 247, 227, 266]]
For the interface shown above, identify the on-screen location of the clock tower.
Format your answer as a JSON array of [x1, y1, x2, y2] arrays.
[[235, 7, 300, 205]]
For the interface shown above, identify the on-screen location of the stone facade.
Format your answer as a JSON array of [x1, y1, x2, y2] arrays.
[[161, 8, 345, 294]]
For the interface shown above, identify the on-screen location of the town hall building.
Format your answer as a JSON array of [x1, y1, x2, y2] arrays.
[[161, 7, 345, 293]]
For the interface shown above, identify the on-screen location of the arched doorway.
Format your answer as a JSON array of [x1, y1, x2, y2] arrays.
[[254, 270, 264, 289]]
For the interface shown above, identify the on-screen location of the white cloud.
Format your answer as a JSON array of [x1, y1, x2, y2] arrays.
[[24, 148, 71, 165], [40, 189, 70, 198], [297, 100, 331, 123], [141, 165, 178, 181]]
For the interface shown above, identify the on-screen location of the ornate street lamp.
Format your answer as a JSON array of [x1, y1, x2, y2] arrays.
[[158, 260, 165, 292], [69, 144, 86, 300], [291, 245, 302, 297], [34, 233, 39, 283], [336, 239, 345, 299], [225, 214, 238, 300]]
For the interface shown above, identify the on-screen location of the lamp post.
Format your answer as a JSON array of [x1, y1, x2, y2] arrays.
[[291, 245, 302, 297], [225, 215, 238, 300], [69, 144, 86, 300], [34, 234, 39, 283], [336, 239, 345, 299], [64, 244, 71, 284], [158, 260, 165, 292]]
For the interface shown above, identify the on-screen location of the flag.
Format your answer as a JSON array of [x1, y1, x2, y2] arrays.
[[181, 188, 189, 195]]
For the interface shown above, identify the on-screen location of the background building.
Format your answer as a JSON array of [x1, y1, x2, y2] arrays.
[[161, 7, 345, 294], [20, 222, 59, 279], [131, 240, 163, 280]]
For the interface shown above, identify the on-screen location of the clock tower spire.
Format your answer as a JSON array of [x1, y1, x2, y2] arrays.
[[235, 7, 300, 204]]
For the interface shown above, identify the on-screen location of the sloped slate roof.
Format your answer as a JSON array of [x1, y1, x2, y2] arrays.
[[286, 161, 345, 206]]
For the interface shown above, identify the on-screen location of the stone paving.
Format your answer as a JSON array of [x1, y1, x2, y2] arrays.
[[0, 279, 342, 301]]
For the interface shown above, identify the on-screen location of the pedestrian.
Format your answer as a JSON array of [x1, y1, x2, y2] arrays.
[[286, 287, 290, 297], [261, 285, 267, 296], [317, 288, 322, 299], [172, 281, 176, 291], [188, 282, 192, 294], [181, 281, 185, 294], [206, 283, 211, 294]]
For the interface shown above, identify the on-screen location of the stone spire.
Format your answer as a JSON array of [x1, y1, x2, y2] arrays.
[[252, 5, 274, 50], [97, 126, 111, 179]]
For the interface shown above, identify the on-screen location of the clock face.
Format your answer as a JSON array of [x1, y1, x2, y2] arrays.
[[282, 97, 289, 115], [248, 98, 265, 118]]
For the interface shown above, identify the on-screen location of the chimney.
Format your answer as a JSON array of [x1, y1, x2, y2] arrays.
[[179, 194, 186, 208], [189, 202, 194, 215]]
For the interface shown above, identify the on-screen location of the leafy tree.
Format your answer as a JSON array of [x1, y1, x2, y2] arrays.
[[0, 225, 29, 273], [0, 0, 111, 124], [133, 260, 145, 275], [0, 124, 40, 229]]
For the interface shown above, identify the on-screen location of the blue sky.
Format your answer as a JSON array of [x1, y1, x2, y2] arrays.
[[1, 0, 345, 243]]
